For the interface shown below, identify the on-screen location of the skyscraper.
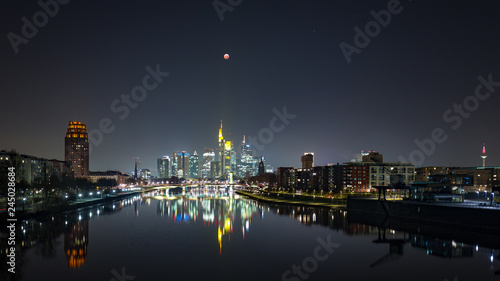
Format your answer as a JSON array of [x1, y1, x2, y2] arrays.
[[157, 156, 170, 178], [173, 151, 190, 178], [224, 140, 233, 175], [237, 136, 259, 178], [258, 157, 265, 176], [64, 121, 89, 178], [218, 121, 225, 177], [189, 151, 200, 179], [202, 148, 215, 179]]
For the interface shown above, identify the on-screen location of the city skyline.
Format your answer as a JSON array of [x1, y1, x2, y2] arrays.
[[1, 0, 499, 175]]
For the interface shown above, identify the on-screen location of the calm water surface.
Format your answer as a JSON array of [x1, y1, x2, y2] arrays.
[[4, 187, 500, 281]]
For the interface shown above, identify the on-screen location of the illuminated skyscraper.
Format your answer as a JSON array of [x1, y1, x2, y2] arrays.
[[218, 121, 225, 177], [157, 156, 170, 178], [173, 151, 190, 178], [224, 140, 233, 175], [189, 151, 200, 179], [140, 168, 151, 180], [202, 148, 215, 179], [64, 121, 89, 178], [237, 136, 259, 178]]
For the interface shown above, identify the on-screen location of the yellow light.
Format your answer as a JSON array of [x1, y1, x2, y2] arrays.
[[219, 122, 224, 142], [225, 141, 231, 150]]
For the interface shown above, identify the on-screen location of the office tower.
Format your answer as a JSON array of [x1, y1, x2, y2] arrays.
[[141, 169, 151, 180], [64, 121, 89, 178], [157, 156, 170, 178], [210, 161, 220, 178], [170, 154, 178, 178], [202, 148, 215, 179], [258, 157, 265, 175], [301, 152, 314, 169], [224, 140, 233, 175], [173, 151, 190, 178], [189, 151, 200, 179], [218, 121, 226, 176]]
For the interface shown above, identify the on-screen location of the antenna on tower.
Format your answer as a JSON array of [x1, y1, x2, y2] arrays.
[[481, 143, 487, 168]]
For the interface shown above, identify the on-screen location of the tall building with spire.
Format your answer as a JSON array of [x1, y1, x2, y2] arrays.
[[258, 157, 265, 176], [237, 135, 259, 178], [481, 143, 487, 168], [218, 121, 226, 178], [64, 121, 89, 178]]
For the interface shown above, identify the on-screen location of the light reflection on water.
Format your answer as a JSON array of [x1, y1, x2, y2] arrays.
[[4, 186, 500, 281]]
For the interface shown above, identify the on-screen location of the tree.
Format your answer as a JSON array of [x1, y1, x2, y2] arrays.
[[96, 178, 117, 188]]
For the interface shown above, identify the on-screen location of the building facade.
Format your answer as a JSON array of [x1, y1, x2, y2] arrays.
[[64, 121, 89, 178], [157, 156, 170, 179], [189, 152, 200, 179]]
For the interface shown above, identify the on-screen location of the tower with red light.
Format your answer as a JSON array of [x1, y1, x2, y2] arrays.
[[481, 143, 487, 168]]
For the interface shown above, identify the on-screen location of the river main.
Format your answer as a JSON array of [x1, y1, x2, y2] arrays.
[[5, 186, 499, 281]]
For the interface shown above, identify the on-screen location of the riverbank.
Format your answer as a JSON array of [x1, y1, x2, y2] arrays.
[[3, 190, 148, 220], [236, 190, 347, 209], [347, 197, 500, 233]]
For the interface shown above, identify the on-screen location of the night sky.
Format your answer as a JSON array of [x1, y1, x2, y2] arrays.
[[1, 0, 499, 175]]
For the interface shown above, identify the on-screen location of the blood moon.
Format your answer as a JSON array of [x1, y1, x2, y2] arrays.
[[224, 54, 230, 60]]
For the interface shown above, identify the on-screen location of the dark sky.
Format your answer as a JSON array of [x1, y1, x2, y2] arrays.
[[1, 0, 499, 175]]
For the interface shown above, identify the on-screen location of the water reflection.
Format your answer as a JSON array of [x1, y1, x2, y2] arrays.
[[2, 188, 500, 280], [0, 195, 143, 281], [155, 187, 260, 253], [64, 220, 88, 268]]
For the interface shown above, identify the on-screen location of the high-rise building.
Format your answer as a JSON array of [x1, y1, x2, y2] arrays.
[[218, 121, 226, 177], [170, 155, 177, 178], [173, 151, 190, 178], [237, 135, 259, 178], [64, 121, 89, 178], [157, 156, 170, 178], [224, 140, 233, 175], [202, 148, 215, 179], [258, 157, 265, 175], [210, 161, 220, 178], [189, 151, 200, 179], [140, 168, 151, 180], [301, 152, 314, 169]]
